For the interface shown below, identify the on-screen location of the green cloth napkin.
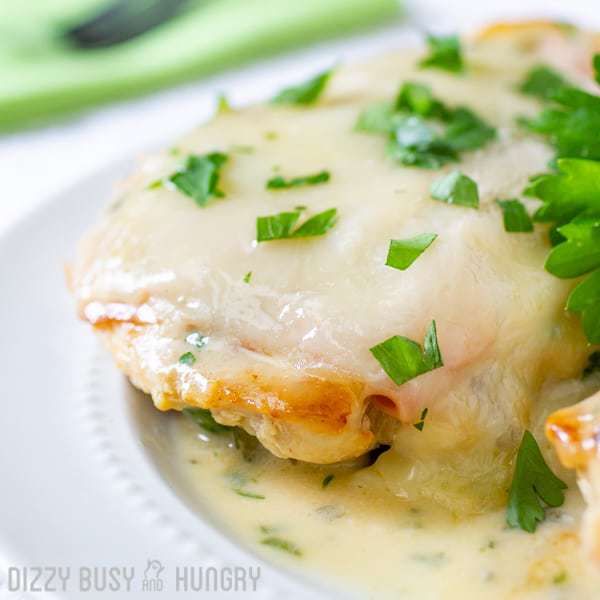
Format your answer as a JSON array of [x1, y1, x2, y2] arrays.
[[1, 0, 399, 131]]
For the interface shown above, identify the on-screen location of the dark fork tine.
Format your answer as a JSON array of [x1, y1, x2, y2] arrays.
[[64, 0, 190, 49]]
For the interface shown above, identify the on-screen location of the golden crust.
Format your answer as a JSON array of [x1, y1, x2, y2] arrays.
[[93, 317, 374, 463]]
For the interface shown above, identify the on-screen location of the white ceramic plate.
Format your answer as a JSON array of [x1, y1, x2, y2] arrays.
[[0, 159, 340, 600]]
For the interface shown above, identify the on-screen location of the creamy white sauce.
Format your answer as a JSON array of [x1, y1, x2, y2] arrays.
[[168, 414, 600, 599]]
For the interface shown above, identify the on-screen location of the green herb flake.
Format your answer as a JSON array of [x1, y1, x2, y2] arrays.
[[182, 407, 232, 434], [386, 116, 458, 169], [169, 152, 228, 207], [356, 82, 495, 167], [216, 93, 231, 114], [272, 69, 333, 105], [519, 66, 568, 100], [413, 407, 429, 431], [431, 171, 479, 208], [370, 321, 443, 386], [266, 170, 330, 190], [553, 570, 568, 585], [506, 430, 567, 533], [243, 271, 252, 284], [545, 213, 600, 278], [419, 34, 464, 74], [233, 488, 265, 500], [566, 268, 600, 344], [147, 179, 163, 190], [256, 208, 337, 242], [260, 536, 302, 557], [356, 101, 402, 134], [386, 233, 437, 271], [322, 474, 335, 488], [185, 332, 209, 349], [443, 107, 496, 151], [178, 351, 196, 365], [496, 199, 534, 233]]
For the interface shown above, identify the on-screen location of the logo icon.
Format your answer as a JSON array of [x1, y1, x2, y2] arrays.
[[142, 559, 165, 592]]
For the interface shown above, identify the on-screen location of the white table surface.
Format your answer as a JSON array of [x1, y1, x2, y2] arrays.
[[1, 0, 598, 234]]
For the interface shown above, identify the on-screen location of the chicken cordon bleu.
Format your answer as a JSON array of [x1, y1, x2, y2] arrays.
[[71, 22, 600, 536]]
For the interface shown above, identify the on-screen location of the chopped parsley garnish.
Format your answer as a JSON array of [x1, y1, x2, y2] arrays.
[[216, 93, 231, 114], [431, 171, 479, 208], [266, 170, 330, 190], [566, 268, 600, 344], [260, 536, 302, 557], [527, 159, 600, 223], [386, 116, 458, 169], [419, 34, 464, 74], [178, 351, 196, 365], [256, 208, 337, 242], [355, 102, 402, 134], [243, 271, 252, 283], [233, 489, 265, 500], [370, 321, 443, 386], [506, 430, 567, 533], [271, 69, 332, 105], [185, 332, 209, 349], [395, 82, 450, 119], [496, 199, 533, 232], [583, 351, 600, 378], [386, 233, 437, 270], [442, 107, 496, 151], [169, 152, 228, 207], [545, 213, 600, 278], [356, 81, 495, 169], [322, 474, 335, 488], [519, 63, 600, 161], [413, 407, 428, 431], [182, 407, 232, 434], [519, 66, 568, 100]]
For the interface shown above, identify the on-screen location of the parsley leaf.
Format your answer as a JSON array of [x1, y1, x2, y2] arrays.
[[419, 34, 464, 73], [356, 81, 495, 168], [566, 268, 600, 343], [169, 152, 228, 207], [256, 208, 337, 242], [266, 170, 330, 190], [443, 107, 496, 151], [271, 69, 332, 105], [431, 171, 479, 208], [260, 536, 302, 556], [243, 271, 252, 283], [386, 116, 458, 169], [370, 321, 443, 386], [545, 213, 600, 278], [519, 65, 600, 161], [178, 352, 196, 365], [519, 65, 569, 100], [386, 233, 437, 270], [506, 430, 567, 533], [394, 82, 450, 119], [528, 159, 600, 223], [355, 101, 403, 134], [496, 199, 533, 232], [182, 407, 232, 434], [413, 407, 428, 431], [233, 489, 265, 500]]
